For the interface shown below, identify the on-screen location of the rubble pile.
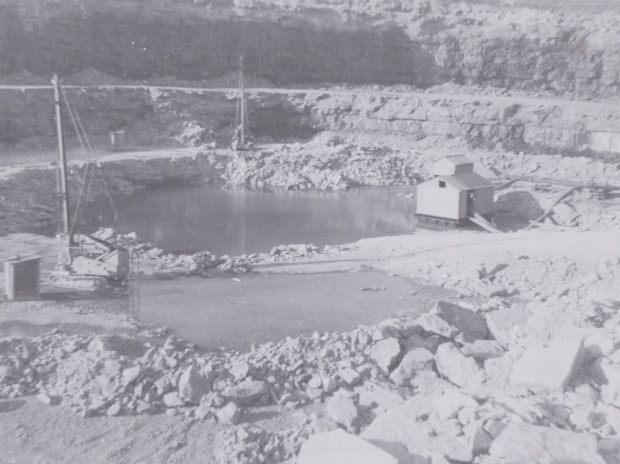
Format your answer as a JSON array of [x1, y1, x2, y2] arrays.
[[93, 229, 332, 277], [3, 294, 620, 463], [216, 424, 312, 464], [222, 137, 426, 191]]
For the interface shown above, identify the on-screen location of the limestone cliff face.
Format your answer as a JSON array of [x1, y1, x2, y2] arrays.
[[1, 0, 619, 98], [1, 87, 618, 155]]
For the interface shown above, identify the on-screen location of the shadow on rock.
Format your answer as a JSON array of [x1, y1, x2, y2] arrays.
[[493, 191, 544, 231], [0, 399, 26, 414]]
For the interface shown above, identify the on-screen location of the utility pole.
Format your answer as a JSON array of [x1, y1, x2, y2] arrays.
[[239, 54, 246, 146], [52, 74, 70, 240]]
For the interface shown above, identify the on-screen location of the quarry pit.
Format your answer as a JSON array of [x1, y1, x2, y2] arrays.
[[1, 1, 620, 464]]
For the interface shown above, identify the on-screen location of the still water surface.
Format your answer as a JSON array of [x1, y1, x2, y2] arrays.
[[108, 186, 416, 254]]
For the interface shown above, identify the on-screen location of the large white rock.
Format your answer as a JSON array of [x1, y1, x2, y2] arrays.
[[362, 395, 472, 463], [389, 348, 435, 386], [431, 389, 478, 420], [600, 360, 620, 408], [223, 379, 268, 406], [488, 422, 605, 464], [371, 338, 403, 375], [509, 334, 585, 391], [228, 360, 250, 380], [216, 402, 240, 425], [461, 340, 505, 361], [486, 304, 532, 348], [414, 313, 459, 340], [357, 382, 405, 415], [463, 421, 493, 456], [430, 301, 488, 342], [435, 343, 485, 388], [326, 391, 360, 431], [298, 429, 398, 464], [178, 364, 211, 404]]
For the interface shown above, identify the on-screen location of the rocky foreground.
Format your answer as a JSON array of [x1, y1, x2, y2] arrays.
[[2, 290, 620, 463]]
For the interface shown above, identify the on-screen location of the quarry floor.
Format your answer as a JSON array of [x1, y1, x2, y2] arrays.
[[0, 127, 619, 463], [1, 223, 619, 463]]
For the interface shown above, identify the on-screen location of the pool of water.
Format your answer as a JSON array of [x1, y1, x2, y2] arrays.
[[135, 270, 450, 351], [84, 186, 417, 255]]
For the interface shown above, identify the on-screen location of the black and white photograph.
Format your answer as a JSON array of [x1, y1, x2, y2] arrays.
[[0, 0, 619, 463]]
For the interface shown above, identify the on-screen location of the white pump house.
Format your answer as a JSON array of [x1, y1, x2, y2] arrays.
[[416, 155, 495, 229]]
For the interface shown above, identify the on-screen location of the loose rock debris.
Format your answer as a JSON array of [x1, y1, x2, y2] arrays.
[[2, 297, 620, 464], [94, 228, 343, 278]]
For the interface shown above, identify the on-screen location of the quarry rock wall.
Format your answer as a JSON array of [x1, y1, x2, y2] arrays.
[[1, 0, 620, 99], [1, 87, 618, 156]]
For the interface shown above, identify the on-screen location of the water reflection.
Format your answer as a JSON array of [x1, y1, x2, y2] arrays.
[[83, 186, 417, 255]]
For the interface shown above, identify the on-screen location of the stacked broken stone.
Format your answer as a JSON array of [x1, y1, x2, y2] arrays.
[[93, 229, 258, 276], [0, 336, 61, 399], [298, 300, 620, 464], [269, 244, 320, 262], [4, 297, 620, 463]]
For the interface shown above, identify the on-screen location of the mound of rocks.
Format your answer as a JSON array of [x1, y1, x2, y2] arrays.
[[3, 296, 620, 464], [92, 229, 336, 278]]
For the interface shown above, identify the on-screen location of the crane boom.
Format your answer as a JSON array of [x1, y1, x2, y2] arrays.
[[52, 74, 70, 240]]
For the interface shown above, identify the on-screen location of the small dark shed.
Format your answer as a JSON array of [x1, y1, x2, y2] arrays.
[[4, 255, 41, 301]]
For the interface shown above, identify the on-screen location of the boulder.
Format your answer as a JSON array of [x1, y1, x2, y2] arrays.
[[298, 429, 398, 464], [389, 348, 435, 386], [229, 361, 250, 381], [326, 391, 360, 431], [307, 375, 323, 390], [338, 368, 362, 387], [435, 343, 485, 388], [106, 403, 122, 416], [121, 366, 142, 386], [431, 390, 478, 420], [600, 360, 620, 408], [488, 422, 605, 464], [223, 379, 268, 406], [461, 340, 504, 361], [414, 313, 459, 340], [598, 437, 620, 464], [163, 392, 185, 408], [36, 393, 57, 406], [323, 375, 339, 393], [87, 336, 112, 352], [136, 400, 154, 414], [0, 365, 14, 381], [463, 421, 493, 456], [370, 338, 403, 375], [510, 335, 585, 391], [357, 383, 405, 415], [362, 394, 472, 463], [486, 304, 532, 348], [402, 333, 441, 354], [430, 301, 488, 342], [216, 402, 240, 425], [194, 402, 211, 421], [178, 365, 211, 404]]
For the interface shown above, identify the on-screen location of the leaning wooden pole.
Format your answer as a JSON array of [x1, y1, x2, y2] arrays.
[[52, 74, 70, 240]]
